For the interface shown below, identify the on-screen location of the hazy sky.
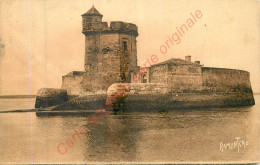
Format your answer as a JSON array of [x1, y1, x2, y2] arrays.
[[0, 0, 259, 95]]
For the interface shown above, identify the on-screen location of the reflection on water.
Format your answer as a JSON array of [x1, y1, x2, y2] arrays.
[[0, 96, 258, 163]]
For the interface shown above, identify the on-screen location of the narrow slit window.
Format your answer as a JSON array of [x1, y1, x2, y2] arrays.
[[123, 41, 127, 50]]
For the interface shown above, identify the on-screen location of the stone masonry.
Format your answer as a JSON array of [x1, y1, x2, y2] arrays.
[[81, 6, 138, 93]]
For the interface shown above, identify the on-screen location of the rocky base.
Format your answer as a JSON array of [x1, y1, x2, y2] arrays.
[[34, 84, 255, 112]]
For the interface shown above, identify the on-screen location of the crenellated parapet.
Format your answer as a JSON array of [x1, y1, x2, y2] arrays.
[[82, 6, 138, 36], [82, 21, 138, 36], [108, 22, 138, 36]]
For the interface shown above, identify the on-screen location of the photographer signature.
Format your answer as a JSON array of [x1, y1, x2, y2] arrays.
[[220, 137, 249, 152]]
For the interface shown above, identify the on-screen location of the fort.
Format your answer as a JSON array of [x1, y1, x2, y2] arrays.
[[35, 6, 255, 113]]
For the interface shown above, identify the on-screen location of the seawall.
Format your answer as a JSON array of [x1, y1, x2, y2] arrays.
[[35, 79, 255, 112], [111, 92, 255, 112], [107, 83, 255, 112], [36, 92, 254, 113]]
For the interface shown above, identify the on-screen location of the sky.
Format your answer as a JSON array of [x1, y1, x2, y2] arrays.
[[0, 0, 259, 95]]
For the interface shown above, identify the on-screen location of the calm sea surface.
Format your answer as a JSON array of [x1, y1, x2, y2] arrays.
[[0, 96, 259, 163]]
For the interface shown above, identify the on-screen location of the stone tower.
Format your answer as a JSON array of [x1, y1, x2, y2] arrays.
[[81, 6, 138, 93]]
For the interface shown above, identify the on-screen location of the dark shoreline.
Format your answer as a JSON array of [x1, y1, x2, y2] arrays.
[[0, 109, 36, 113], [0, 103, 255, 115]]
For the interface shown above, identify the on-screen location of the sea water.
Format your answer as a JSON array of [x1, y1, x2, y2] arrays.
[[0, 96, 258, 163]]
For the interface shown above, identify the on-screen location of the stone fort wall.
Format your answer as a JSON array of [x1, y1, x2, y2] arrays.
[[149, 64, 203, 92], [202, 67, 253, 93], [62, 66, 253, 96]]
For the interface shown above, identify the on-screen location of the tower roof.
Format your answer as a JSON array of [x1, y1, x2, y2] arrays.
[[82, 5, 103, 16]]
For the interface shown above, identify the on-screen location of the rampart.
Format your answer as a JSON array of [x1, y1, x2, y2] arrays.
[[105, 83, 255, 112], [202, 67, 253, 93], [149, 61, 203, 92]]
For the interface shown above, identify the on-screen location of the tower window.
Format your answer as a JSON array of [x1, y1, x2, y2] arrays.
[[123, 41, 127, 50]]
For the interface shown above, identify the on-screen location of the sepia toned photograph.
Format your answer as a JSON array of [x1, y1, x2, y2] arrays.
[[0, 0, 259, 164]]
